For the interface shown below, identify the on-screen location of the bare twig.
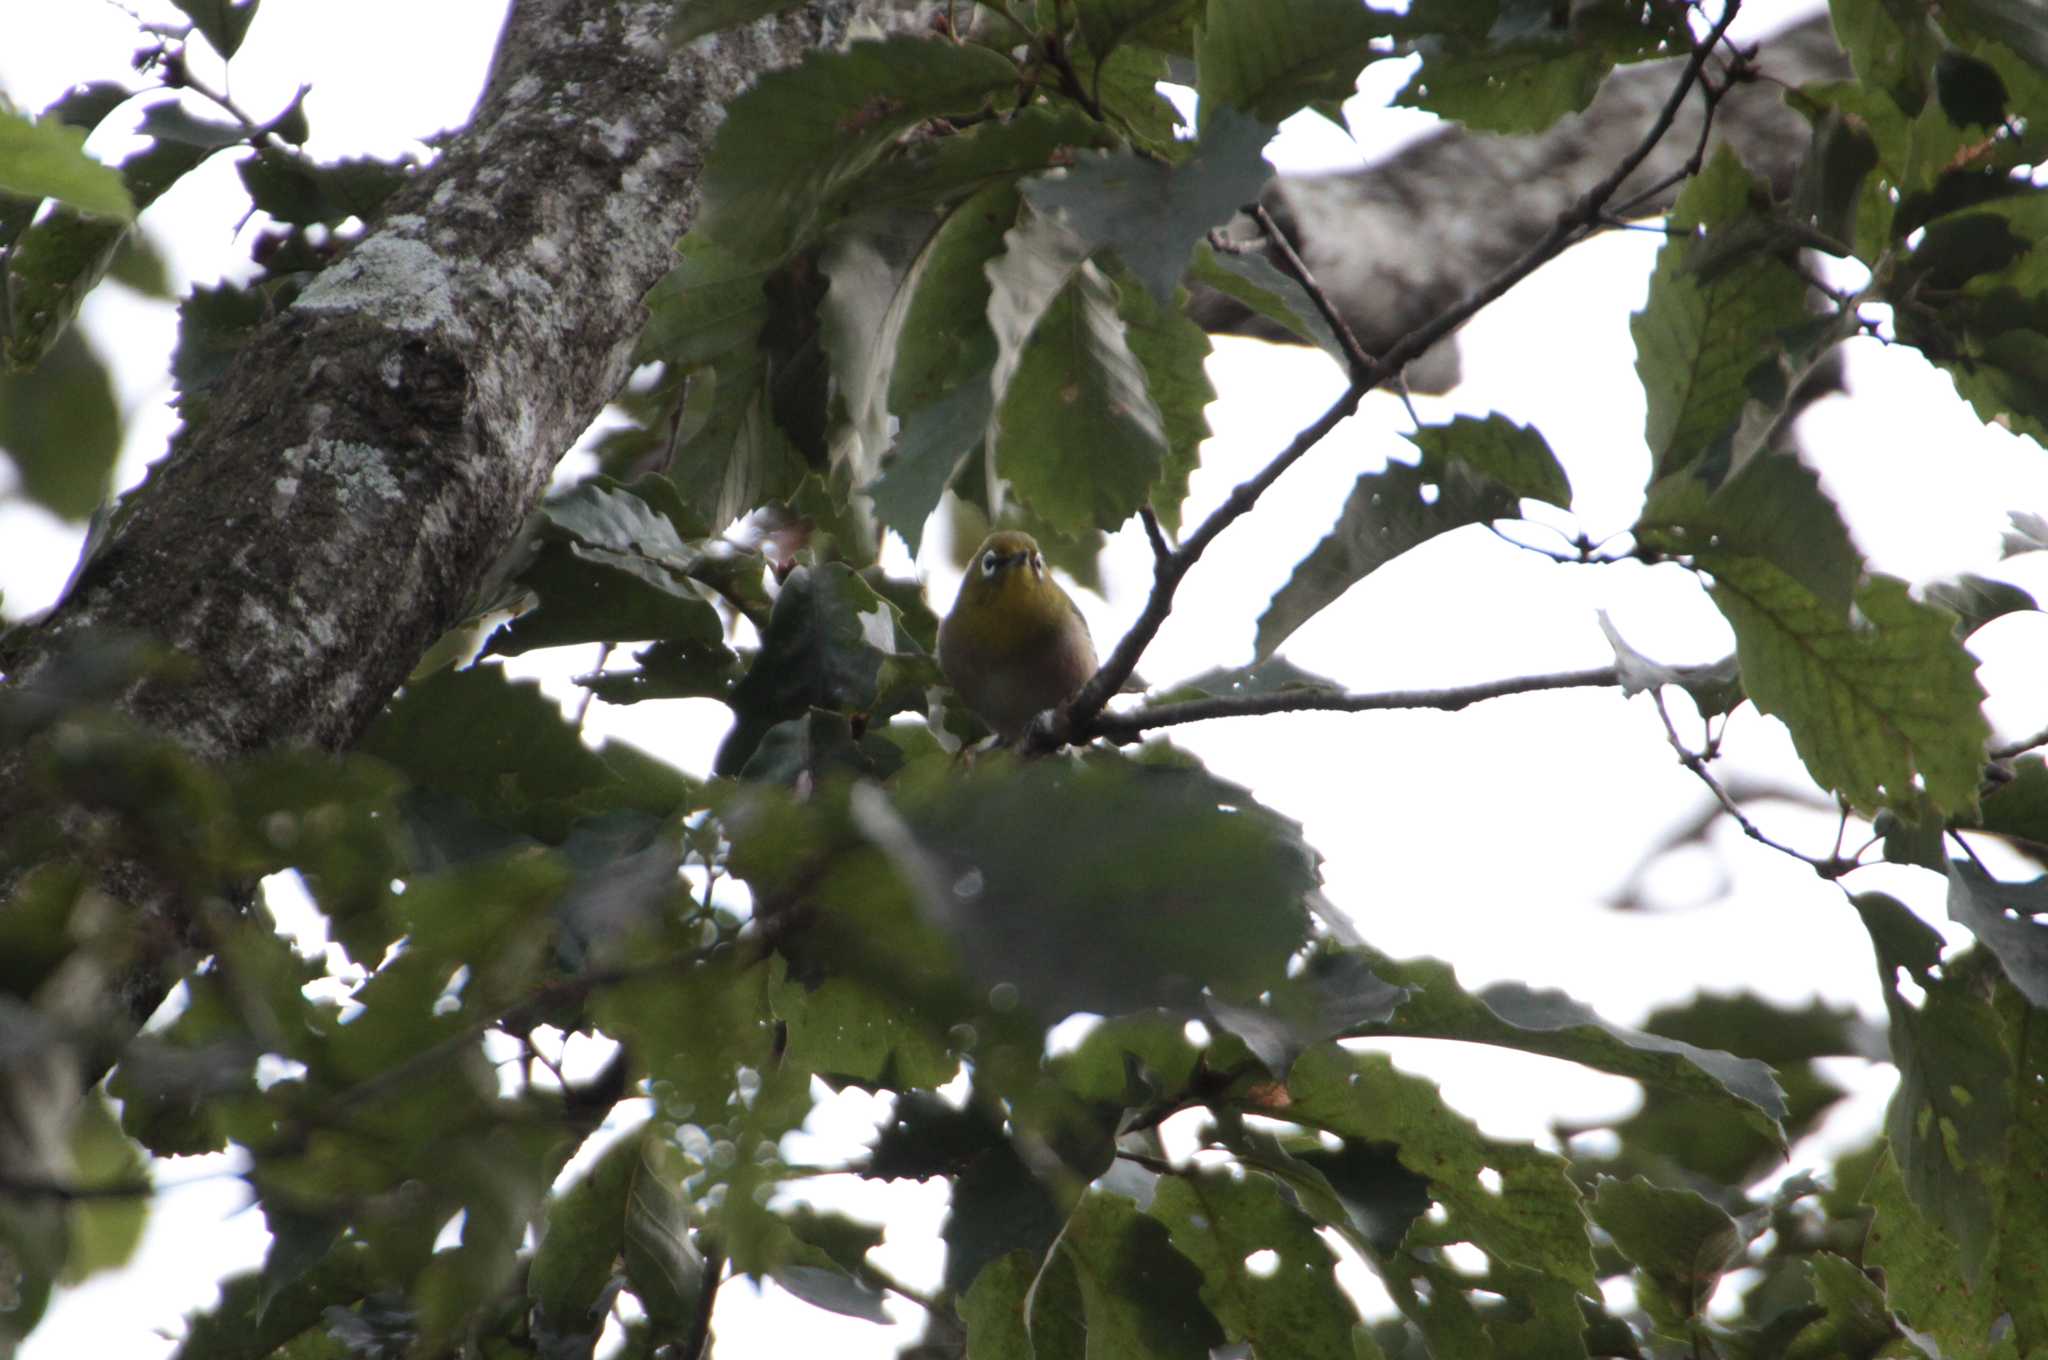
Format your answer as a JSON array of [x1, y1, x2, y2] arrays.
[[1139, 504, 1171, 562], [0, 1173, 156, 1202], [1991, 724, 2048, 761], [1092, 664, 1632, 742], [1648, 690, 1858, 879], [1249, 200, 1377, 381], [1048, 0, 1746, 751]]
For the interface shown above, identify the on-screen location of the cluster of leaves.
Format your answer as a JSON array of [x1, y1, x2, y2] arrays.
[[6, 0, 2048, 1358], [0, 0, 412, 526]]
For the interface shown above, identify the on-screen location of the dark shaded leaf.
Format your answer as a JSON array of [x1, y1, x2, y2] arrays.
[[695, 37, 1020, 266], [986, 212, 1168, 534], [1630, 148, 1810, 482], [1945, 858, 2048, 1006], [1922, 571, 2038, 637], [171, 0, 260, 58], [1020, 105, 1272, 308], [668, 0, 805, 44], [0, 328, 121, 519], [1197, 0, 1395, 123], [1254, 455, 1518, 661], [1588, 1177, 1743, 1323], [359, 664, 694, 844], [1187, 241, 1347, 363], [1059, 1191, 1223, 1359], [712, 563, 934, 775]]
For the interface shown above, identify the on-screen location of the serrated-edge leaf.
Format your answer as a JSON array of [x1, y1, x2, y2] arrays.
[[1708, 563, 1990, 815]]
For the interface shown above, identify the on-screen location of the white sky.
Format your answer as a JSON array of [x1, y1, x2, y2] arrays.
[[9, 0, 2048, 1355]]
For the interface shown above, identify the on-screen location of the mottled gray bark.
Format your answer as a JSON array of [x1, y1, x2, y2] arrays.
[[1196, 14, 1850, 390], [0, 0, 875, 1256]]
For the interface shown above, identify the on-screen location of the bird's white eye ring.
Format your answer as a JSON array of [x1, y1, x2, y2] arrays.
[[1031, 552, 1045, 576], [981, 551, 1000, 577]]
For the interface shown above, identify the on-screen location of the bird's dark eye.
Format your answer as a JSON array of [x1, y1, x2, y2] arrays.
[[980, 551, 1000, 577], [1031, 552, 1045, 576]]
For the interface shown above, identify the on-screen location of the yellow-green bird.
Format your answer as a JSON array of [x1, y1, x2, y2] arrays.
[[939, 531, 1098, 743]]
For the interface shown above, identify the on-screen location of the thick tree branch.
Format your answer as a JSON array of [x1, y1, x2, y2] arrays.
[[0, 0, 882, 1220], [1053, 1, 1746, 749]]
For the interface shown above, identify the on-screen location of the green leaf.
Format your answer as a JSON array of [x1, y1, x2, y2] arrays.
[[1187, 241, 1348, 364], [695, 37, 1020, 266], [1406, 414, 1571, 509], [236, 153, 410, 227], [1639, 448, 1863, 617], [869, 750, 1320, 1020], [712, 562, 933, 775], [1353, 951, 1790, 1139], [172, 281, 270, 413], [1862, 1152, 2007, 1349], [1254, 455, 1518, 661], [770, 963, 957, 1088], [988, 239, 1168, 533], [136, 101, 251, 150], [1077, 0, 1201, 63], [1397, 0, 1685, 135], [959, 1251, 1040, 1360], [668, 0, 805, 44], [1945, 859, 2048, 1007], [485, 482, 726, 657], [1197, 0, 1394, 123], [1829, 0, 1939, 115], [0, 108, 134, 219], [1151, 1168, 1361, 1360], [870, 377, 988, 556], [359, 664, 694, 843], [1111, 265, 1214, 535], [1707, 564, 1989, 815], [3, 136, 208, 370], [58, 1092, 148, 1285], [1019, 104, 1274, 309], [1587, 1177, 1743, 1324], [622, 1137, 705, 1331], [1853, 894, 2008, 1280], [171, 0, 261, 58], [1286, 1043, 1599, 1292], [1630, 147, 1811, 482], [1205, 945, 1410, 1073], [1059, 1191, 1224, 1359], [528, 1127, 641, 1337], [637, 239, 817, 528], [1922, 572, 2038, 638], [1975, 754, 2048, 853], [0, 328, 121, 519], [1890, 193, 2048, 444]]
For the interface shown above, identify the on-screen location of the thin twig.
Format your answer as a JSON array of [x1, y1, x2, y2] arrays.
[[1649, 690, 1857, 879], [1991, 724, 2048, 761], [683, 1247, 725, 1360], [1092, 664, 1633, 742], [1048, 0, 1746, 750], [1249, 201, 1377, 381], [1139, 505, 1171, 562], [0, 1173, 156, 1202]]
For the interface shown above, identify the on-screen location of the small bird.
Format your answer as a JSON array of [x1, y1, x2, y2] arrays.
[[938, 531, 1098, 743]]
